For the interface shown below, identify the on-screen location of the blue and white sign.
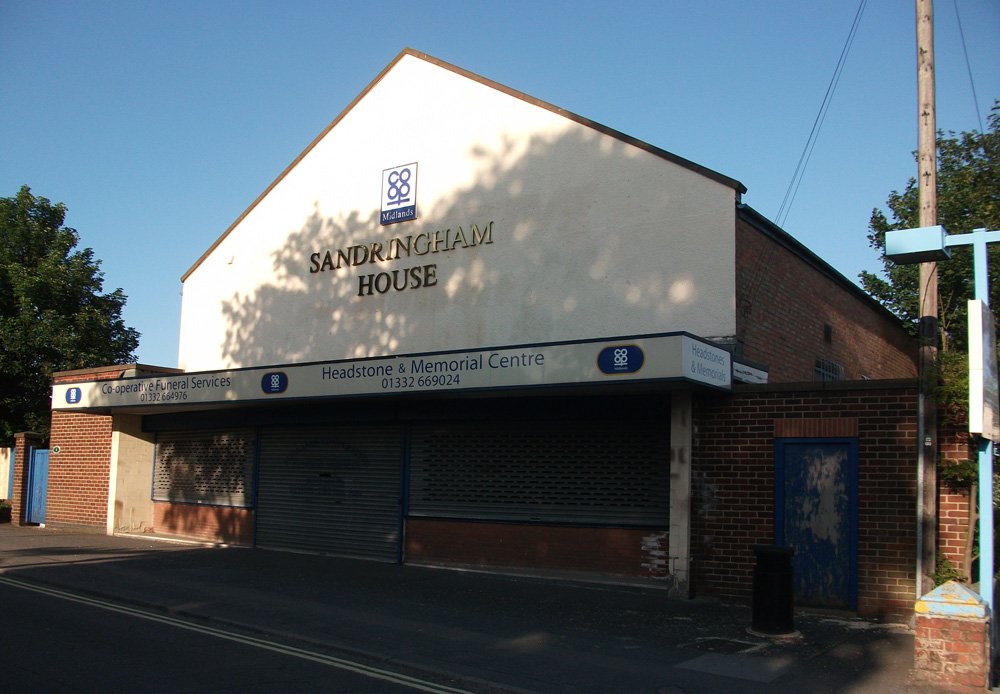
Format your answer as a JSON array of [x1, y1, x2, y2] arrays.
[[597, 345, 644, 375], [969, 299, 1000, 442], [50, 333, 731, 412], [683, 337, 731, 388], [261, 372, 289, 394], [380, 162, 417, 225]]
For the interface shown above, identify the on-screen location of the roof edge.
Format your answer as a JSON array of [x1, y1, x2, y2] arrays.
[[405, 50, 747, 195], [736, 204, 910, 330], [182, 48, 746, 282], [181, 50, 414, 282]]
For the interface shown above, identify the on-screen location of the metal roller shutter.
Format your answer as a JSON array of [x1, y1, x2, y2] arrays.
[[153, 429, 256, 507], [256, 425, 403, 561], [409, 419, 669, 526]]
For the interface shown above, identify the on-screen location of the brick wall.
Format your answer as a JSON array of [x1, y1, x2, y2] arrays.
[[11, 432, 43, 524], [43, 366, 136, 527], [735, 212, 917, 382], [46, 411, 113, 526], [913, 612, 990, 691], [43, 365, 180, 528], [692, 381, 919, 619], [406, 518, 667, 578], [153, 501, 253, 545], [938, 423, 975, 581]]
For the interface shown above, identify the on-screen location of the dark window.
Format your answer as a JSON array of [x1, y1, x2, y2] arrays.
[[409, 420, 669, 526], [814, 358, 844, 382]]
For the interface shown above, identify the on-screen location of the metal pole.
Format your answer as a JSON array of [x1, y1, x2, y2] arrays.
[[973, 232, 995, 617], [916, 0, 939, 596]]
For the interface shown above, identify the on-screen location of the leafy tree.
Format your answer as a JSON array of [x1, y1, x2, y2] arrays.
[[862, 103, 999, 581], [861, 101, 1000, 353], [0, 186, 139, 444]]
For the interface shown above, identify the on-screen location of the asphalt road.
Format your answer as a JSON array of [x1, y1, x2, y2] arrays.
[[0, 578, 468, 693], [0, 525, 919, 693]]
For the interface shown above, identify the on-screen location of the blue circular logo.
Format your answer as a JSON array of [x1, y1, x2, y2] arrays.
[[261, 372, 288, 394]]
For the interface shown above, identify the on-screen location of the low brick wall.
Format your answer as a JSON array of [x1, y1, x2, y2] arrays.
[[405, 518, 668, 577], [913, 612, 990, 691], [153, 501, 253, 545]]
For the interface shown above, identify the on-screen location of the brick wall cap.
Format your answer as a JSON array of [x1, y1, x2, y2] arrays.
[[52, 363, 183, 381], [734, 378, 918, 394], [915, 581, 988, 618]]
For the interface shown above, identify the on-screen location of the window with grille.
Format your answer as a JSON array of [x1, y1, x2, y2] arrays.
[[153, 430, 256, 507], [409, 420, 669, 526], [814, 358, 844, 382]]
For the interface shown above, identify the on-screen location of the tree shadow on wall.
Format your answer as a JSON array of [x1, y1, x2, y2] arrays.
[[158, 431, 254, 546], [215, 126, 726, 369]]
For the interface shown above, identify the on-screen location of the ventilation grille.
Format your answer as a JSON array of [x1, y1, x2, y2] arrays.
[[410, 421, 668, 525], [153, 430, 255, 507]]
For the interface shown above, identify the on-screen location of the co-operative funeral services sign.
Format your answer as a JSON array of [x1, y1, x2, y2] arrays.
[[52, 333, 731, 412]]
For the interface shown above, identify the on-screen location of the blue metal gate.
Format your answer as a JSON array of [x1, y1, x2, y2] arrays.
[[775, 438, 858, 609], [25, 448, 49, 525], [6, 446, 13, 499]]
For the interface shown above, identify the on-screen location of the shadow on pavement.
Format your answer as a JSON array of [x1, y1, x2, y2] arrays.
[[0, 524, 916, 693]]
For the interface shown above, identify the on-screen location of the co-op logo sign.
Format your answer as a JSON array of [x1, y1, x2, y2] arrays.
[[261, 372, 288, 394], [597, 345, 644, 375], [380, 163, 417, 225]]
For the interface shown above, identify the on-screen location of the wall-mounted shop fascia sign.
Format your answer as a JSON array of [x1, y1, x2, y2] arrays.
[[51, 333, 731, 412]]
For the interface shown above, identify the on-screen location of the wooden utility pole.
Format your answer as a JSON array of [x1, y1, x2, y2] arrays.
[[916, 0, 938, 596]]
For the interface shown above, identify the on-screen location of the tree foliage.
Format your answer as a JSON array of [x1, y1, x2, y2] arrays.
[[0, 186, 139, 444], [861, 102, 1000, 353]]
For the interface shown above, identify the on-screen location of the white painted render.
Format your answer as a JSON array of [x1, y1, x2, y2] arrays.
[[179, 52, 738, 371], [0, 447, 10, 500], [108, 414, 155, 535]]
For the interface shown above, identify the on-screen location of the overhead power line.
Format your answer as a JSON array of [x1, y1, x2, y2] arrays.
[[952, 0, 984, 133], [774, 0, 868, 228]]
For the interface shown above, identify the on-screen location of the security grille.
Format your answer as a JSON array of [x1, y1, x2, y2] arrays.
[[814, 357, 844, 382], [153, 430, 255, 507], [409, 421, 669, 525]]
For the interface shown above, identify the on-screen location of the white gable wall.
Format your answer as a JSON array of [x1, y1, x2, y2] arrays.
[[179, 54, 737, 371]]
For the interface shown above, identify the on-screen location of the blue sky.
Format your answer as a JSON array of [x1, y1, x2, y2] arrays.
[[2, 1, 997, 368]]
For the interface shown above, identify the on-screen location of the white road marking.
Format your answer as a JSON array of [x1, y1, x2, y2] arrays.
[[0, 575, 473, 694]]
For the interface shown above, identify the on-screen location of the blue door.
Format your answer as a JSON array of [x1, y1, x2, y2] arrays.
[[7, 446, 14, 499], [775, 439, 858, 609], [25, 448, 49, 524]]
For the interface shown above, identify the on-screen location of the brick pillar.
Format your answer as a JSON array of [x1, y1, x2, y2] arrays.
[[11, 432, 44, 526], [912, 581, 991, 691]]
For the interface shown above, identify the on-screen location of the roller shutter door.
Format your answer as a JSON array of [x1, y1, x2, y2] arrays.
[[256, 425, 403, 561], [153, 429, 256, 507], [409, 419, 669, 526]]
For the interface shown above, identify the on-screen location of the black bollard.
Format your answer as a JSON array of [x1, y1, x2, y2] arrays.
[[751, 545, 795, 635]]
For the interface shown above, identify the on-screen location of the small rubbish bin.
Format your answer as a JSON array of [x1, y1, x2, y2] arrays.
[[751, 545, 795, 635]]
